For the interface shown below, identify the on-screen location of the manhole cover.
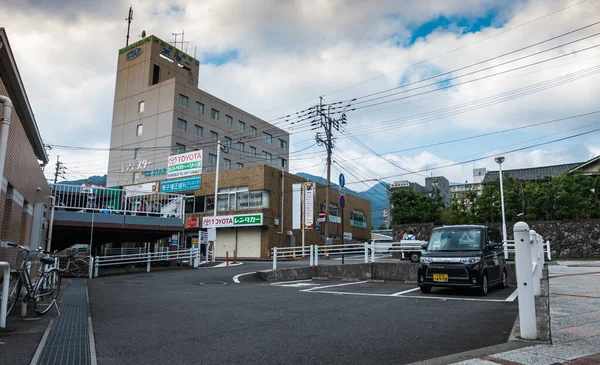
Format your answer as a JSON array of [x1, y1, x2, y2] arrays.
[[199, 281, 228, 286]]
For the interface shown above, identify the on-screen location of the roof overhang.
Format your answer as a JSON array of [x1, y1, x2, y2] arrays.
[[570, 155, 600, 173], [0, 28, 48, 164]]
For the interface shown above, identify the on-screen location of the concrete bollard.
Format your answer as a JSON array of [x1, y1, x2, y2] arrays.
[[515, 222, 537, 340], [309, 245, 314, 267], [272, 247, 277, 270], [94, 256, 99, 278], [364, 243, 368, 264], [314, 245, 319, 266], [529, 230, 541, 296]]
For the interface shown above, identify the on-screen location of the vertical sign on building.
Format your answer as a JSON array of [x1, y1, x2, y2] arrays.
[[292, 183, 302, 230], [304, 182, 315, 230]]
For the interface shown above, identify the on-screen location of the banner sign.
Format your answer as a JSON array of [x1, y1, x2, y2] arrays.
[[304, 182, 315, 229], [160, 176, 201, 193], [343, 232, 352, 242], [202, 213, 264, 228], [124, 182, 159, 197], [185, 217, 199, 228], [292, 183, 301, 229], [167, 150, 203, 179]]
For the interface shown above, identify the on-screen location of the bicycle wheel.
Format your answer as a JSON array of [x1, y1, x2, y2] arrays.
[[33, 269, 61, 315], [69, 259, 89, 278], [0, 273, 21, 317]]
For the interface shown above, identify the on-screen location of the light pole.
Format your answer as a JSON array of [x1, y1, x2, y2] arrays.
[[495, 156, 508, 259]]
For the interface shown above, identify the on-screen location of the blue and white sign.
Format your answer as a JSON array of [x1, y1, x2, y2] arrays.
[[126, 47, 143, 61], [160, 176, 201, 193], [339, 173, 345, 188]]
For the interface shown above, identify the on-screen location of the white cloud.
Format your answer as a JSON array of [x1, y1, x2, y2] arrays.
[[1, 0, 599, 186]]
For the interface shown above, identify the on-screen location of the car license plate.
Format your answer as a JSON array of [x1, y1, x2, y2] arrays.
[[433, 274, 448, 282]]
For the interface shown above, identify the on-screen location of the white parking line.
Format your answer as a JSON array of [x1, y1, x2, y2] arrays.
[[505, 288, 519, 302], [390, 287, 421, 296], [232, 272, 256, 283], [301, 280, 368, 292], [306, 290, 511, 302]]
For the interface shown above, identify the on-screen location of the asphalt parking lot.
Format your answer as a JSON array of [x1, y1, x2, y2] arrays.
[[88, 262, 518, 365]]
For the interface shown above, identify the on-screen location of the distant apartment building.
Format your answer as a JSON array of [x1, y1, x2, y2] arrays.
[[450, 168, 487, 207], [389, 180, 425, 194], [0, 28, 51, 250], [425, 176, 450, 206], [107, 35, 289, 187]]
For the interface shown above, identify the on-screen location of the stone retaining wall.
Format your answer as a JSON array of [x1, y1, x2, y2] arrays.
[[393, 219, 600, 259]]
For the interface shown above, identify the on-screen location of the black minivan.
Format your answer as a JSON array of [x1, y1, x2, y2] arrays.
[[417, 225, 508, 296]]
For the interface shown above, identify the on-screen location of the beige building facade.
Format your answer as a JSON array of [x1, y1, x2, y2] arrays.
[[107, 35, 290, 187]]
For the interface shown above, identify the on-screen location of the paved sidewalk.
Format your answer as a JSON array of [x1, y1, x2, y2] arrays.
[[452, 261, 600, 365]]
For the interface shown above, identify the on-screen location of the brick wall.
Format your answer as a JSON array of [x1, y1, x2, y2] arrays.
[[0, 73, 51, 246], [20, 204, 33, 245]]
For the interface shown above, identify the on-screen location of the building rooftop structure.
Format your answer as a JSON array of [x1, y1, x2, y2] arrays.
[[482, 163, 582, 183]]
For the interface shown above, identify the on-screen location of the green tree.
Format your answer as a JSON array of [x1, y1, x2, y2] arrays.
[[390, 189, 444, 224]]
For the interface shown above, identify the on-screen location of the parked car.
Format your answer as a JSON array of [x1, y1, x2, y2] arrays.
[[365, 239, 425, 262], [365, 238, 394, 254], [417, 225, 508, 296]]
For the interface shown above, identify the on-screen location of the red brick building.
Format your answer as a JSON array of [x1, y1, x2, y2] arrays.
[[0, 28, 50, 250]]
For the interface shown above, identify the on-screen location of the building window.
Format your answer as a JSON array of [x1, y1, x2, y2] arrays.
[[136, 124, 143, 136], [206, 196, 215, 211], [278, 139, 287, 150], [237, 163, 244, 169], [277, 157, 286, 168], [250, 126, 257, 137], [224, 137, 232, 148], [176, 118, 187, 131], [178, 94, 188, 108], [196, 102, 204, 114], [223, 158, 231, 170], [262, 151, 272, 162], [138, 101, 145, 113], [250, 146, 256, 157], [210, 131, 218, 142], [263, 132, 272, 143], [211, 108, 219, 120], [194, 125, 203, 137], [351, 210, 367, 228], [225, 115, 232, 126], [238, 121, 245, 132], [176, 143, 186, 154], [209, 153, 217, 165], [134, 148, 141, 159], [152, 65, 160, 85], [216, 186, 270, 212], [133, 172, 140, 184], [237, 141, 244, 152], [321, 202, 341, 223]]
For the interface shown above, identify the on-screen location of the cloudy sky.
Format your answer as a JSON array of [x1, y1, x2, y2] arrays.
[[1, 0, 599, 195]]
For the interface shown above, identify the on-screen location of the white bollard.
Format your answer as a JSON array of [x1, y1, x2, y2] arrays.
[[272, 247, 277, 270], [94, 256, 99, 278], [529, 230, 541, 296], [0, 262, 9, 328], [88, 256, 93, 279], [364, 243, 368, 264], [546, 240, 552, 261], [146, 251, 151, 273], [314, 245, 319, 266], [514, 222, 537, 340], [309, 245, 314, 267], [371, 243, 375, 263]]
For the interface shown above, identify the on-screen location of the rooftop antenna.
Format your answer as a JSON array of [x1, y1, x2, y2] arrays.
[[125, 6, 133, 46]]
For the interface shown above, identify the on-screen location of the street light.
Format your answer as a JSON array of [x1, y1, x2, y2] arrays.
[[495, 156, 508, 260]]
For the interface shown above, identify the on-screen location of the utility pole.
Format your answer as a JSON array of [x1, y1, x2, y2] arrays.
[[387, 183, 391, 229], [125, 6, 133, 46], [315, 97, 347, 246], [52, 155, 66, 195]]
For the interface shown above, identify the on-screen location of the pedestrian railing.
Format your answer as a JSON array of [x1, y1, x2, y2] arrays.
[[271, 243, 372, 269], [50, 184, 186, 219], [504, 239, 551, 261], [93, 248, 200, 277]]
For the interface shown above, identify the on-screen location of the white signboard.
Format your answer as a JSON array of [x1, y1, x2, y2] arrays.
[[343, 232, 352, 242], [304, 182, 315, 230], [202, 213, 264, 228], [292, 183, 301, 230], [167, 150, 203, 179], [199, 230, 208, 244], [124, 182, 159, 197]]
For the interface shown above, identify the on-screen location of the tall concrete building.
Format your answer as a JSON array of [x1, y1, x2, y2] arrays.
[[425, 175, 450, 206], [107, 35, 289, 187]]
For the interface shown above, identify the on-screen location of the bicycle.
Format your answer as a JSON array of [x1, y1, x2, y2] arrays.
[[1, 243, 62, 318], [58, 253, 89, 278]]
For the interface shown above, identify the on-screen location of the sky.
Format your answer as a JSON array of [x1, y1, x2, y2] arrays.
[[1, 0, 599, 198]]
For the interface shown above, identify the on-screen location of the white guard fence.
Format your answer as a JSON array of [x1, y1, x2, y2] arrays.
[[93, 247, 200, 277], [50, 184, 185, 219], [504, 239, 551, 261], [271, 242, 432, 269]]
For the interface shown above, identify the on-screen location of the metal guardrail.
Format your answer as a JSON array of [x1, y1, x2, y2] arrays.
[[103, 248, 143, 256], [50, 184, 186, 219], [93, 248, 200, 277], [504, 239, 551, 261]]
